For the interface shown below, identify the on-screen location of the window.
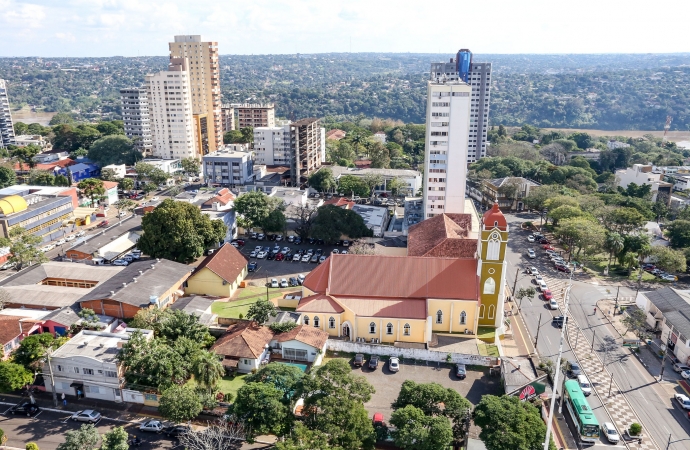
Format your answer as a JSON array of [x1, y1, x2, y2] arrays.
[[489, 305, 495, 320], [403, 323, 411, 336], [313, 316, 320, 327], [83, 368, 94, 375], [369, 322, 376, 334], [105, 371, 118, 378], [73, 367, 80, 374], [436, 310, 443, 324], [85, 385, 101, 394], [483, 277, 496, 295], [303, 316, 309, 326], [486, 234, 501, 260], [56, 365, 63, 372], [479, 305, 485, 318], [329, 317, 335, 329], [460, 311, 467, 325], [3, 343, 12, 353], [386, 323, 393, 335]]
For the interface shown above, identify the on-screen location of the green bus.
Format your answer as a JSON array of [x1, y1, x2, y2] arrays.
[[563, 379, 600, 442]]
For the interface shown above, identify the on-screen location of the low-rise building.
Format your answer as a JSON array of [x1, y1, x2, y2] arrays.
[[65, 218, 141, 262], [15, 134, 50, 149], [615, 164, 673, 203], [351, 204, 388, 237], [269, 187, 309, 207], [185, 243, 248, 298], [0, 315, 41, 360], [139, 158, 182, 175], [169, 295, 217, 327], [203, 148, 254, 187], [468, 177, 540, 211], [636, 287, 690, 365], [43, 328, 154, 401], [57, 160, 101, 183], [101, 164, 127, 179], [328, 166, 421, 197], [607, 140, 631, 150], [372, 132, 387, 144], [325, 129, 346, 141]]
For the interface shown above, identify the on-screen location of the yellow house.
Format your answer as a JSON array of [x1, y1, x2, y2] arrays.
[[185, 243, 248, 297]]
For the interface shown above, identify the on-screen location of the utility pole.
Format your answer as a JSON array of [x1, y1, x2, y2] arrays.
[[659, 329, 672, 381], [534, 313, 542, 348], [614, 286, 620, 314], [512, 269, 520, 297], [608, 374, 614, 397], [543, 271, 573, 450], [46, 349, 58, 407], [591, 329, 596, 352]]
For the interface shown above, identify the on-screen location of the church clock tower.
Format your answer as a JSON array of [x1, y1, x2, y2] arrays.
[[477, 203, 508, 329]]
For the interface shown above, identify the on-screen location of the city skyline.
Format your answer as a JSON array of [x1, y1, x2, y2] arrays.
[[1, 0, 688, 57]]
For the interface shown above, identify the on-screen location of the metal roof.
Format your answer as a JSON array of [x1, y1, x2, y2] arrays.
[[644, 287, 690, 339]]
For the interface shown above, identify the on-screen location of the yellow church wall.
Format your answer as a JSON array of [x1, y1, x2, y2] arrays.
[[478, 226, 508, 328], [353, 317, 426, 343], [428, 299, 479, 334], [185, 267, 237, 298]]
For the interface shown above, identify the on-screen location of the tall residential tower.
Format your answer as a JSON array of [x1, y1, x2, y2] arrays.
[[119, 87, 152, 156], [422, 78, 472, 218], [0, 79, 16, 149], [169, 35, 221, 153], [145, 58, 198, 159], [430, 49, 491, 162]]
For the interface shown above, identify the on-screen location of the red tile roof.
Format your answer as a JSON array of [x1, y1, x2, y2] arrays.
[[483, 203, 507, 230], [353, 160, 371, 169], [322, 197, 355, 209], [325, 129, 346, 140], [297, 294, 344, 313], [305, 254, 479, 301], [0, 316, 23, 345], [203, 188, 235, 207], [211, 322, 274, 359], [102, 181, 118, 190], [336, 297, 427, 319], [275, 325, 329, 349], [408, 213, 477, 258], [193, 243, 248, 284]]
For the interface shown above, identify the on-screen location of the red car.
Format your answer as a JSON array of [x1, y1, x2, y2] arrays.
[[556, 264, 571, 273], [232, 239, 245, 246], [275, 253, 285, 261], [543, 244, 555, 250], [97, 220, 109, 228], [542, 289, 553, 300]]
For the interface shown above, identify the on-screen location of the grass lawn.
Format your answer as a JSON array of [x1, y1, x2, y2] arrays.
[[478, 343, 500, 357], [583, 256, 657, 282], [217, 374, 247, 398], [211, 286, 298, 318], [477, 327, 495, 343]]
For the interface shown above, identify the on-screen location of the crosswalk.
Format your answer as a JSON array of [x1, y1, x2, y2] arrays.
[[539, 274, 658, 450]]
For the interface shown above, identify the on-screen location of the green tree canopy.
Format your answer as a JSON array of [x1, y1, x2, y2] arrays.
[[308, 168, 337, 192], [157, 309, 214, 345], [138, 199, 227, 263], [390, 405, 453, 450], [246, 299, 278, 324], [12, 331, 59, 370], [95, 121, 124, 137], [233, 191, 285, 231], [116, 331, 189, 390], [87, 135, 140, 166], [0, 227, 47, 270], [191, 351, 225, 392], [245, 362, 305, 404], [180, 157, 201, 175], [56, 424, 100, 450], [77, 178, 105, 207], [159, 384, 203, 423], [0, 166, 17, 188], [0, 361, 34, 391], [233, 382, 289, 439], [310, 204, 373, 243], [10, 144, 41, 170], [99, 426, 129, 450], [338, 175, 370, 197], [666, 220, 690, 249], [650, 246, 687, 274]]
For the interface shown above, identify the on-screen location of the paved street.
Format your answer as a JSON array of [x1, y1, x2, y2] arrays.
[[504, 213, 690, 449]]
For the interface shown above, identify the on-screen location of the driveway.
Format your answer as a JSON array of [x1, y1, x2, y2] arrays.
[[342, 357, 502, 421]]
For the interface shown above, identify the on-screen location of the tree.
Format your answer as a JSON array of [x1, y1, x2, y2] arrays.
[[297, 359, 376, 450], [77, 178, 105, 207], [275, 422, 331, 450], [28, 170, 58, 186], [49, 112, 75, 126], [556, 218, 605, 262], [233, 191, 273, 230], [650, 246, 687, 274], [135, 162, 169, 187], [12, 330, 58, 370], [56, 424, 100, 450], [602, 207, 647, 235], [10, 145, 41, 170], [293, 205, 318, 239], [338, 175, 369, 198], [87, 135, 140, 166], [390, 405, 453, 450], [269, 321, 298, 333], [246, 299, 277, 324], [262, 209, 287, 234], [0, 227, 47, 270], [239, 127, 254, 144], [100, 168, 119, 182], [369, 142, 390, 168], [515, 287, 536, 308], [26, 443, 39, 450], [652, 196, 669, 222], [621, 308, 649, 339], [547, 205, 583, 226], [311, 204, 373, 243], [191, 351, 225, 393], [387, 177, 407, 197], [117, 332, 189, 390], [181, 157, 201, 175], [224, 130, 243, 144], [308, 168, 336, 192], [113, 199, 135, 221], [666, 220, 690, 249], [473, 395, 554, 450], [95, 121, 124, 136], [0, 361, 33, 391], [159, 385, 203, 423], [100, 426, 129, 450], [138, 199, 226, 263], [118, 178, 134, 191], [362, 174, 384, 198], [604, 232, 625, 272], [245, 362, 305, 404], [143, 183, 158, 194], [179, 421, 247, 450], [233, 382, 289, 439], [128, 308, 167, 330], [77, 308, 100, 330], [158, 309, 214, 344], [0, 166, 17, 188]]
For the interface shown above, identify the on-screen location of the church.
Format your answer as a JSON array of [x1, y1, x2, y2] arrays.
[[289, 201, 509, 345]]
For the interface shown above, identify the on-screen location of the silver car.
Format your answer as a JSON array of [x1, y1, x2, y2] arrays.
[[602, 422, 619, 444], [389, 357, 400, 372], [71, 410, 102, 423]]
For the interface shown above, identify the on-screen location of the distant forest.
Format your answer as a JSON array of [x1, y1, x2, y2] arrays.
[[1, 52, 690, 130]]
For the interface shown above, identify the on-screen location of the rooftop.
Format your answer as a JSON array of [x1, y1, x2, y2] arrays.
[[204, 149, 252, 159], [67, 215, 142, 259], [169, 295, 217, 326], [643, 288, 690, 339], [193, 243, 248, 284], [351, 204, 387, 229], [327, 165, 421, 178], [408, 213, 478, 258], [211, 321, 274, 359], [51, 329, 154, 363]]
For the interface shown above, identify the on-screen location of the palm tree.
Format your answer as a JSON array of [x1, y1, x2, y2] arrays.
[[604, 232, 624, 274], [621, 252, 638, 276], [192, 351, 225, 393]]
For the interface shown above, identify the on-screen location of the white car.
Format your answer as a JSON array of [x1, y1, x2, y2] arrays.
[[535, 274, 544, 284], [602, 422, 620, 444], [254, 246, 263, 252], [281, 247, 290, 254], [529, 267, 539, 275], [270, 278, 279, 288], [275, 235, 283, 241], [40, 245, 53, 253], [681, 370, 690, 379], [661, 274, 677, 282], [527, 235, 535, 243], [527, 249, 536, 259], [280, 278, 288, 288], [131, 250, 142, 259], [139, 419, 164, 432], [112, 259, 129, 266], [65, 235, 76, 242], [76, 230, 86, 237], [341, 250, 348, 254], [257, 251, 268, 259], [538, 280, 548, 292], [151, 197, 159, 202], [297, 274, 306, 283], [549, 299, 558, 310], [301, 254, 311, 263], [674, 393, 690, 410], [118, 211, 127, 217], [319, 256, 327, 264], [389, 357, 400, 372], [71, 410, 102, 423], [292, 254, 302, 261], [250, 250, 258, 258]]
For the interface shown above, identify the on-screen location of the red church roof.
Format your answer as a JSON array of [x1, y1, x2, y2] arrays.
[[482, 203, 507, 231]]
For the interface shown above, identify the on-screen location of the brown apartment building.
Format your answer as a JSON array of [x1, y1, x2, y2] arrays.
[[233, 103, 275, 129], [169, 35, 222, 152], [290, 118, 322, 186]]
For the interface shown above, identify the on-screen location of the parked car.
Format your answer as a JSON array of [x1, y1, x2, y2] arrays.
[[319, 255, 327, 264], [232, 239, 245, 246], [527, 235, 535, 243], [250, 232, 258, 239], [71, 410, 102, 423], [275, 253, 285, 261], [343, 240, 350, 247], [567, 361, 582, 377], [534, 274, 544, 284], [548, 299, 558, 310], [528, 267, 539, 275], [280, 278, 288, 288], [456, 363, 467, 380], [250, 250, 258, 258], [272, 245, 281, 254], [248, 262, 258, 272], [281, 247, 290, 254], [301, 254, 311, 263], [0, 261, 16, 270], [9, 402, 40, 416], [673, 363, 690, 373], [315, 248, 323, 256], [543, 245, 555, 250], [556, 264, 571, 273], [139, 419, 165, 432], [164, 425, 191, 438], [354, 354, 364, 367], [257, 233, 265, 240], [269, 234, 278, 241], [389, 357, 400, 372], [527, 249, 536, 259], [123, 255, 134, 262], [289, 277, 299, 286], [310, 255, 319, 263], [368, 355, 380, 369], [660, 274, 677, 282], [552, 315, 567, 328], [675, 393, 690, 410], [539, 238, 550, 244], [681, 370, 690, 380], [293, 253, 302, 262], [294, 237, 302, 245], [275, 235, 283, 242], [151, 197, 159, 202], [297, 274, 306, 284], [112, 259, 129, 266], [257, 251, 268, 259], [266, 252, 275, 260], [287, 235, 295, 243], [270, 278, 279, 288], [602, 422, 620, 444], [538, 280, 548, 292], [332, 249, 340, 254], [254, 245, 263, 252], [76, 230, 86, 237], [542, 289, 553, 301], [97, 220, 109, 228], [341, 250, 348, 254]]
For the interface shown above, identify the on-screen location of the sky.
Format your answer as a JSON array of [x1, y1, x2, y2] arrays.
[[1, 0, 689, 57]]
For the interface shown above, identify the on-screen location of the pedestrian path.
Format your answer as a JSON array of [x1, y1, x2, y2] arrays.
[[542, 275, 658, 450]]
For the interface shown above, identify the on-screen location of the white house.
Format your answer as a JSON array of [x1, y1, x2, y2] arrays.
[[43, 328, 154, 402], [636, 287, 690, 365], [102, 164, 127, 179], [268, 187, 309, 207], [328, 166, 422, 197]]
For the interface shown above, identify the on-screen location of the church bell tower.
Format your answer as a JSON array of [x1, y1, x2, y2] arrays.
[[478, 203, 508, 328]]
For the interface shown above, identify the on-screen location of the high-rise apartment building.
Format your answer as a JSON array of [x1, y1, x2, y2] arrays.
[[234, 103, 275, 128], [193, 113, 210, 155], [0, 79, 16, 149], [169, 35, 221, 152], [289, 118, 322, 187], [430, 49, 491, 162], [422, 80, 472, 218], [221, 105, 235, 132], [119, 88, 152, 155], [253, 126, 291, 166], [145, 58, 198, 159]]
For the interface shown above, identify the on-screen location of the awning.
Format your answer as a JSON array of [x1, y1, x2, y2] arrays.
[[70, 382, 84, 387], [222, 359, 239, 368], [175, 290, 185, 296]]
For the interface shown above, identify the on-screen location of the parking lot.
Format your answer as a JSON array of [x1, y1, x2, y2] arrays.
[[328, 355, 503, 422]]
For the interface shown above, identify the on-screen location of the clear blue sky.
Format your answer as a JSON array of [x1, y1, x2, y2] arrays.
[[1, 0, 688, 57]]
